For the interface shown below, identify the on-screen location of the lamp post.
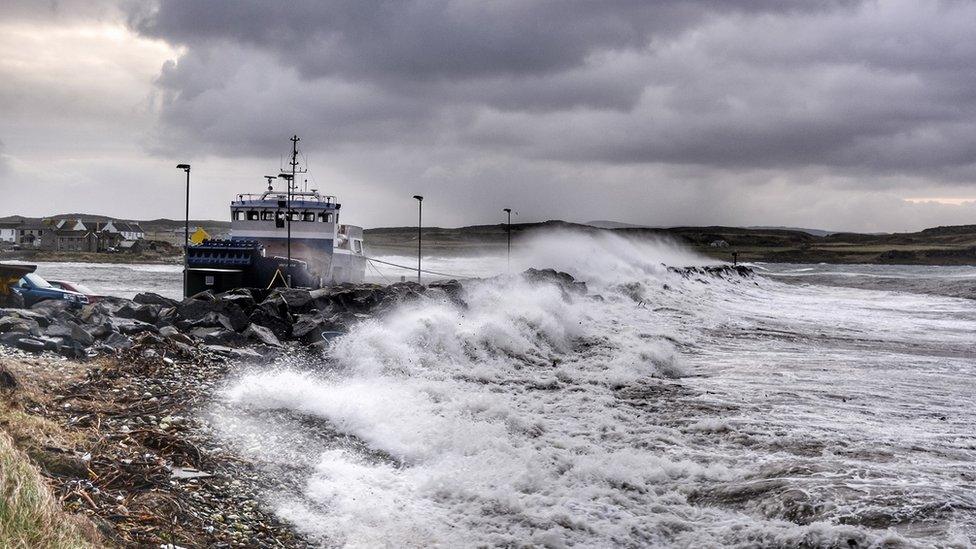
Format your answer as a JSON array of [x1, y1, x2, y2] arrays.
[[176, 164, 191, 297], [413, 195, 423, 283], [503, 208, 512, 272], [278, 173, 295, 286]]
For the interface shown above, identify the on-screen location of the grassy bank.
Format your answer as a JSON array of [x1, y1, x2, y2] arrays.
[[0, 425, 98, 548]]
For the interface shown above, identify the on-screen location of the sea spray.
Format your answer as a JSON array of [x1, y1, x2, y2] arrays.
[[212, 230, 975, 547]]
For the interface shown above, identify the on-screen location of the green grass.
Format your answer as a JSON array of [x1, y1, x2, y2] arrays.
[[0, 431, 98, 548]]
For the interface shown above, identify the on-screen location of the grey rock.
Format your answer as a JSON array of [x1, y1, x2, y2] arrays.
[[133, 292, 179, 308], [0, 316, 40, 335], [116, 302, 162, 324], [30, 299, 73, 316], [190, 327, 245, 346], [13, 337, 46, 353], [103, 332, 134, 350], [70, 322, 95, 347], [0, 308, 51, 327], [242, 323, 281, 347], [176, 298, 248, 332]]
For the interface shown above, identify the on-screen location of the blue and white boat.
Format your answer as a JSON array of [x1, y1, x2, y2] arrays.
[[185, 136, 366, 295]]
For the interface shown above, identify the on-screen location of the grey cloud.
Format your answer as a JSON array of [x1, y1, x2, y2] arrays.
[[130, 1, 857, 82]]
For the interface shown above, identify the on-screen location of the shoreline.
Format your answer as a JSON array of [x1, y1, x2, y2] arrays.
[[0, 344, 313, 547]]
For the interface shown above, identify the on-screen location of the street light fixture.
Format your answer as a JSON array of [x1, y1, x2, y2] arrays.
[[176, 164, 191, 297], [278, 172, 295, 286], [413, 195, 423, 283], [503, 208, 512, 272]]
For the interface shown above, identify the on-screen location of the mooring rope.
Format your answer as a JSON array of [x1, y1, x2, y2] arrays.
[[364, 256, 470, 279]]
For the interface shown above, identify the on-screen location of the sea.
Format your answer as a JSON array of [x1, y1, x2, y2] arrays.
[[25, 230, 976, 547]]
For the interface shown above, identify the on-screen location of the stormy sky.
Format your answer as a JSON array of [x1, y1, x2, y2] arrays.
[[1, 0, 975, 232]]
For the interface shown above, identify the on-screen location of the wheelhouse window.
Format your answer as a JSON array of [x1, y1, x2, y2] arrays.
[[233, 210, 245, 221], [289, 212, 301, 222], [262, 211, 276, 221], [317, 212, 334, 223], [302, 212, 316, 222], [353, 240, 363, 254], [246, 210, 259, 221]]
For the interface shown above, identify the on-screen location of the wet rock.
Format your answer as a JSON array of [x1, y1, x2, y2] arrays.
[[522, 268, 587, 295], [216, 288, 258, 314], [89, 322, 113, 339], [133, 292, 179, 308], [247, 306, 292, 340], [69, 322, 95, 347], [30, 299, 74, 316], [265, 288, 313, 312], [0, 315, 41, 335], [0, 308, 51, 327], [242, 323, 281, 347], [291, 312, 348, 342], [176, 297, 249, 332], [78, 303, 110, 325], [109, 317, 158, 336], [116, 302, 162, 324], [13, 337, 47, 353], [190, 327, 246, 347], [200, 344, 263, 359], [159, 325, 195, 346], [103, 332, 134, 350]]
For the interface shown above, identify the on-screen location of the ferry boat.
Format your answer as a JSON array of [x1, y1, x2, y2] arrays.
[[185, 136, 366, 296]]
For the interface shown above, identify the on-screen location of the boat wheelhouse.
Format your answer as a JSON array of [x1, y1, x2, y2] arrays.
[[229, 186, 366, 285], [184, 136, 367, 296]]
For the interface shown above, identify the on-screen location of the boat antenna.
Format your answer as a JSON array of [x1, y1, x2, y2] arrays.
[[286, 135, 307, 286]]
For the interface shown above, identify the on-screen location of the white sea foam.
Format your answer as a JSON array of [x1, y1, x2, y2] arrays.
[[213, 229, 976, 547]]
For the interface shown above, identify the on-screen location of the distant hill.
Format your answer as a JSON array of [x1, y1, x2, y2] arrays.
[[587, 220, 838, 237], [585, 220, 656, 229], [0, 214, 230, 231]]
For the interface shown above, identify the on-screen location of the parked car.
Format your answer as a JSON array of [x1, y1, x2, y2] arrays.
[[47, 280, 102, 304], [12, 273, 90, 308]]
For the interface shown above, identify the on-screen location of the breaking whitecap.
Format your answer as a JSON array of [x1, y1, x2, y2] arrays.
[[210, 230, 976, 548]]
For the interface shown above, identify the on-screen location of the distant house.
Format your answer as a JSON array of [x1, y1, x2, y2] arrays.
[[709, 239, 730, 248], [103, 221, 145, 241], [40, 230, 99, 252], [17, 221, 48, 248], [0, 222, 18, 243]]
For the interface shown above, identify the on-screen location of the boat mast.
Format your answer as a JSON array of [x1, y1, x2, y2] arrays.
[[287, 135, 301, 286]]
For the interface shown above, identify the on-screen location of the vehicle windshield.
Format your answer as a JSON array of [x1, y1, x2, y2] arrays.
[[70, 283, 95, 295], [23, 273, 53, 288]]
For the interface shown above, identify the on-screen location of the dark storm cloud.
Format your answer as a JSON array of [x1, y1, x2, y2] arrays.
[[126, 0, 976, 186], [129, 1, 856, 81]]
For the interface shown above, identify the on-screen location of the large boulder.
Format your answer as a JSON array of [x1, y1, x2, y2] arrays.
[[175, 296, 249, 332], [264, 288, 313, 313], [103, 332, 134, 350], [190, 327, 246, 346], [30, 299, 74, 317], [0, 315, 41, 336], [522, 268, 587, 295], [110, 317, 158, 336], [247, 307, 291, 340], [242, 323, 281, 347], [133, 292, 179, 308], [116, 302, 162, 324], [215, 288, 258, 315], [0, 308, 51, 326]]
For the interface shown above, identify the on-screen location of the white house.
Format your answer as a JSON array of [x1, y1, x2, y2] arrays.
[[0, 222, 17, 243], [103, 221, 145, 241]]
